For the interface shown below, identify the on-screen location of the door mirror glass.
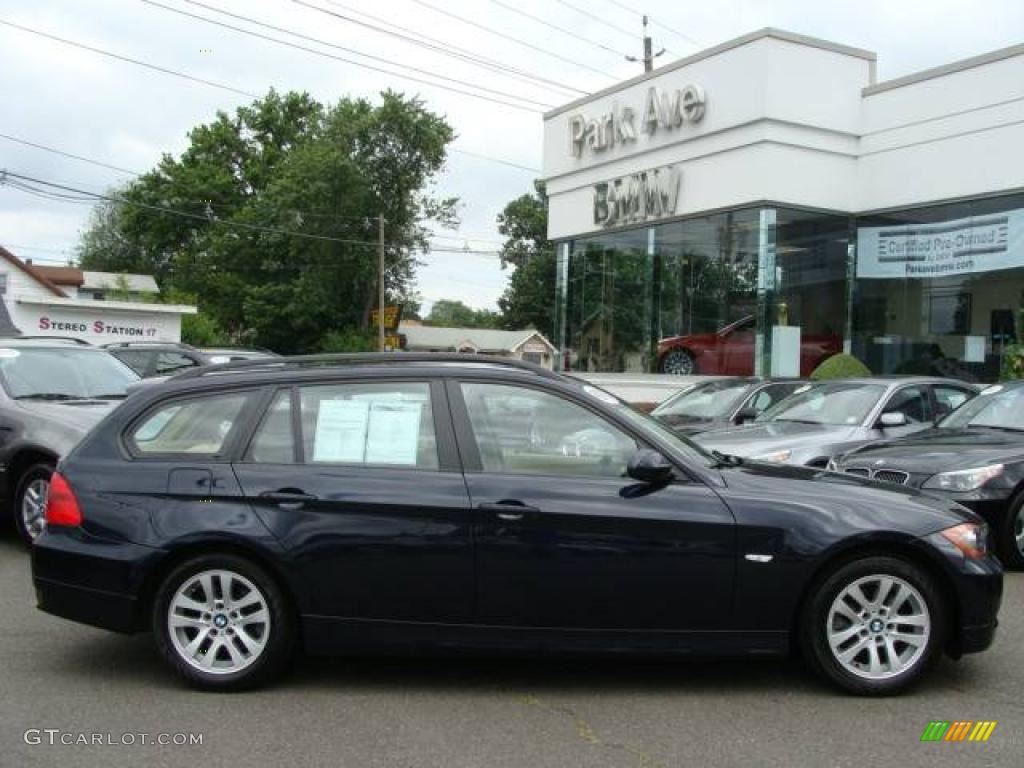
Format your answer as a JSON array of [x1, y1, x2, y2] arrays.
[[627, 449, 674, 484], [734, 406, 759, 424], [879, 411, 908, 428]]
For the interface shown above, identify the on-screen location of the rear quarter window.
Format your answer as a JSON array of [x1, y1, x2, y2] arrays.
[[128, 392, 253, 457]]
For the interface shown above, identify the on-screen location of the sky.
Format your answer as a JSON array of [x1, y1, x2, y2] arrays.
[[1, 0, 1023, 313]]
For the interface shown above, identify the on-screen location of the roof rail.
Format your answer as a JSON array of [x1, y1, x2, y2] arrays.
[[102, 341, 198, 350], [169, 352, 564, 381]]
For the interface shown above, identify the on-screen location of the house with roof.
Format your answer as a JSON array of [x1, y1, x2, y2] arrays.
[[398, 323, 557, 370], [0, 245, 196, 344]]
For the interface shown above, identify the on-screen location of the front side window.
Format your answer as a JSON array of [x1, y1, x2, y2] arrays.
[[460, 382, 636, 478], [745, 382, 803, 414], [130, 392, 251, 455], [111, 349, 153, 376], [299, 381, 438, 469], [156, 351, 199, 375], [883, 386, 931, 424], [934, 385, 973, 418]]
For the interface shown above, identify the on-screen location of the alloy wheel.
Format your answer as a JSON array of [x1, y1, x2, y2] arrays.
[[167, 569, 271, 675], [662, 350, 694, 375], [826, 574, 930, 680], [21, 478, 49, 542], [1015, 506, 1024, 558]]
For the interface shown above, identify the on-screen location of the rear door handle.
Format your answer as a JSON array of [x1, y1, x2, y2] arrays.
[[478, 501, 540, 521], [259, 489, 318, 506]]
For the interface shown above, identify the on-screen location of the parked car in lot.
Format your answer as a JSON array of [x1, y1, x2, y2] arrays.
[[105, 341, 277, 377], [833, 380, 1024, 568], [0, 339, 138, 543], [657, 316, 841, 376], [695, 377, 978, 467], [32, 354, 1001, 694], [652, 377, 806, 435], [576, 372, 703, 412]]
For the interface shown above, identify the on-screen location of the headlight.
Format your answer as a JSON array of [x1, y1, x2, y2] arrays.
[[922, 464, 1003, 492], [753, 449, 791, 463], [938, 522, 989, 559]]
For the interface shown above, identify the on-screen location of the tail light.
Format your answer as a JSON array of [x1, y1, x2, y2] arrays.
[[45, 472, 82, 528]]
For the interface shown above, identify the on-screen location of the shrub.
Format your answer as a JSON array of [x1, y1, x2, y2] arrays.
[[810, 353, 871, 380], [319, 327, 378, 353]]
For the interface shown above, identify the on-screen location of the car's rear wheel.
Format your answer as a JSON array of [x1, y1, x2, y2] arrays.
[[802, 556, 945, 695], [999, 495, 1024, 569], [660, 349, 696, 375], [14, 462, 54, 546], [153, 554, 295, 691]]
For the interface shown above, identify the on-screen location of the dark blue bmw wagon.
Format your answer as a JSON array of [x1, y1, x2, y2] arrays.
[[32, 354, 1002, 693]]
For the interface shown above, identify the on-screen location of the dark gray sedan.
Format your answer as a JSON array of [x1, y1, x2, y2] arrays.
[[694, 376, 977, 467], [652, 377, 806, 436], [0, 339, 138, 543]]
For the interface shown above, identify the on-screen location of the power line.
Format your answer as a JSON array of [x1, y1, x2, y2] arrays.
[[138, 1, 549, 111], [486, 0, 630, 59], [408, 0, 618, 81], [593, 0, 703, 49], [0, 133, 141, 176], [0, 170, 507, 256], [551, 0, 666, 50], [0, 18, 257, 98], [315, 0, 586, 96]]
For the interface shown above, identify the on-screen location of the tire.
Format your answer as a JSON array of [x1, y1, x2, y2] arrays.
[[801, 556, 945, 696], [13, 462, 54, 546], [998, 495, 1024, 570], [152, 554, 296, 691], [660, 349, 696, 375]]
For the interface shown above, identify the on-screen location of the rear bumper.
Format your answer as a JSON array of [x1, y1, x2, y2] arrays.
[[32, 527, 161, 634]]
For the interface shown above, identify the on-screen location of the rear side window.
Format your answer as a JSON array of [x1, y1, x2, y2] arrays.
[[299, 381, 438, 469], [130, 392, 251, 456], [112, 349, 153, 376]]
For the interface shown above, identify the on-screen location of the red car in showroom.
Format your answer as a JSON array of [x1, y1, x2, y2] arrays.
[[658, 316, 841, 375]]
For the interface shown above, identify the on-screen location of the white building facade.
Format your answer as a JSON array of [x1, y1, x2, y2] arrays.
[[543, 28, 1024, 379]]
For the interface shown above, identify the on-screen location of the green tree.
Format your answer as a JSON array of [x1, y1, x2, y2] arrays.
[[424, 299, 499, 328], [78, 89, 456, 353], [495, 181, 555, 338]]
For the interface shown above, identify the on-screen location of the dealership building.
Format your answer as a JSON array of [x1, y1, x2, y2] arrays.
[[543, 28, 1024, 380]]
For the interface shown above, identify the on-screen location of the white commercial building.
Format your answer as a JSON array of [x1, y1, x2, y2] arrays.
[[543, 28, 1024, 380], [0, 246, 196, 344]]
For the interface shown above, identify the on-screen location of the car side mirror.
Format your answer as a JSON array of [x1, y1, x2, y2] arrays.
[[879, 412, 908, 428], [627, 449, 674, 484], [734, 406, 759, 424]]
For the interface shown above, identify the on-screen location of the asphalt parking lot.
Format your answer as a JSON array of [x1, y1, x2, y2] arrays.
[[1, 534, 1020, 768]]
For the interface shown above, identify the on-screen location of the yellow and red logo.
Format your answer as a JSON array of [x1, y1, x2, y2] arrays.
[[921, 721, 997, 742]]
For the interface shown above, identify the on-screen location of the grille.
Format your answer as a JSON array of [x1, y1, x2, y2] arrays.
[[844, 467, 909, 485], [873, 469, 910, 485]]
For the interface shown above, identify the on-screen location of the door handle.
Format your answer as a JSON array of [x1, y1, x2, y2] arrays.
[[259, 489, 318, 506], [478, 501, 539, 521]]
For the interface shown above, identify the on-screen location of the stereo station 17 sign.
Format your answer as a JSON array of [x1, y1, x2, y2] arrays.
[[857, 209, 1024, 279]]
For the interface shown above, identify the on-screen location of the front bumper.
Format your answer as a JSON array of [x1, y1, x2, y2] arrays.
[[32, 527, 162, 634], [930, 545, 1003, 656]]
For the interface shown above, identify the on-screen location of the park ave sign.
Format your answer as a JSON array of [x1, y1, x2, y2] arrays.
[[569, 84, 706, 157], [593, 165, 680, 228]]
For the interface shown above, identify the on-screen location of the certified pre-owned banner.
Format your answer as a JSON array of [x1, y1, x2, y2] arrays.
[[856, 208, 1024, 279]]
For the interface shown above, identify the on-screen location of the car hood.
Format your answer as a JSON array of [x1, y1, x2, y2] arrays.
[[16, 400, 117, 436], [695, 421, 859, 457], [719, 460, 981, 536], [840, 427, 1024, 472]]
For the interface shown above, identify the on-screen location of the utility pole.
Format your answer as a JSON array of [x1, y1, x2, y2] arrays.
[[378, 214, 386, 352], [625, 15, 665, 73]]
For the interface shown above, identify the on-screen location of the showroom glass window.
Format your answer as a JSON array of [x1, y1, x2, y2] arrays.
[[852, 192, 1024, 382]]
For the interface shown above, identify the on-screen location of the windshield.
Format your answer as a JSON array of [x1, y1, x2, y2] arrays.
[[651, 379, 753, 421], [757, 382, 884, 426], [0, 347, 139, 399], [939, 384, 1024, 431]]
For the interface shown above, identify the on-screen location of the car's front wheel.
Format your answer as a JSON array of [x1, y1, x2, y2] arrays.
[[802, 556, 945, 695], [13, 462, 54, 546], [660, 349, 696, 375], [153, 554, 295, 691], [999, 495, 1024, 569]]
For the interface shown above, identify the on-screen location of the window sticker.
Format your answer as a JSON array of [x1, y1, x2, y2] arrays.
[[364, 402, 422, 466], [313, 400, 370, 462]]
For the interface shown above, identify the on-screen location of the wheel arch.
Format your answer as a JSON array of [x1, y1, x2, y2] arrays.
[[5, 446, 59, 505], [789, 537, 962, 657], [135, 538, 302, 635]]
